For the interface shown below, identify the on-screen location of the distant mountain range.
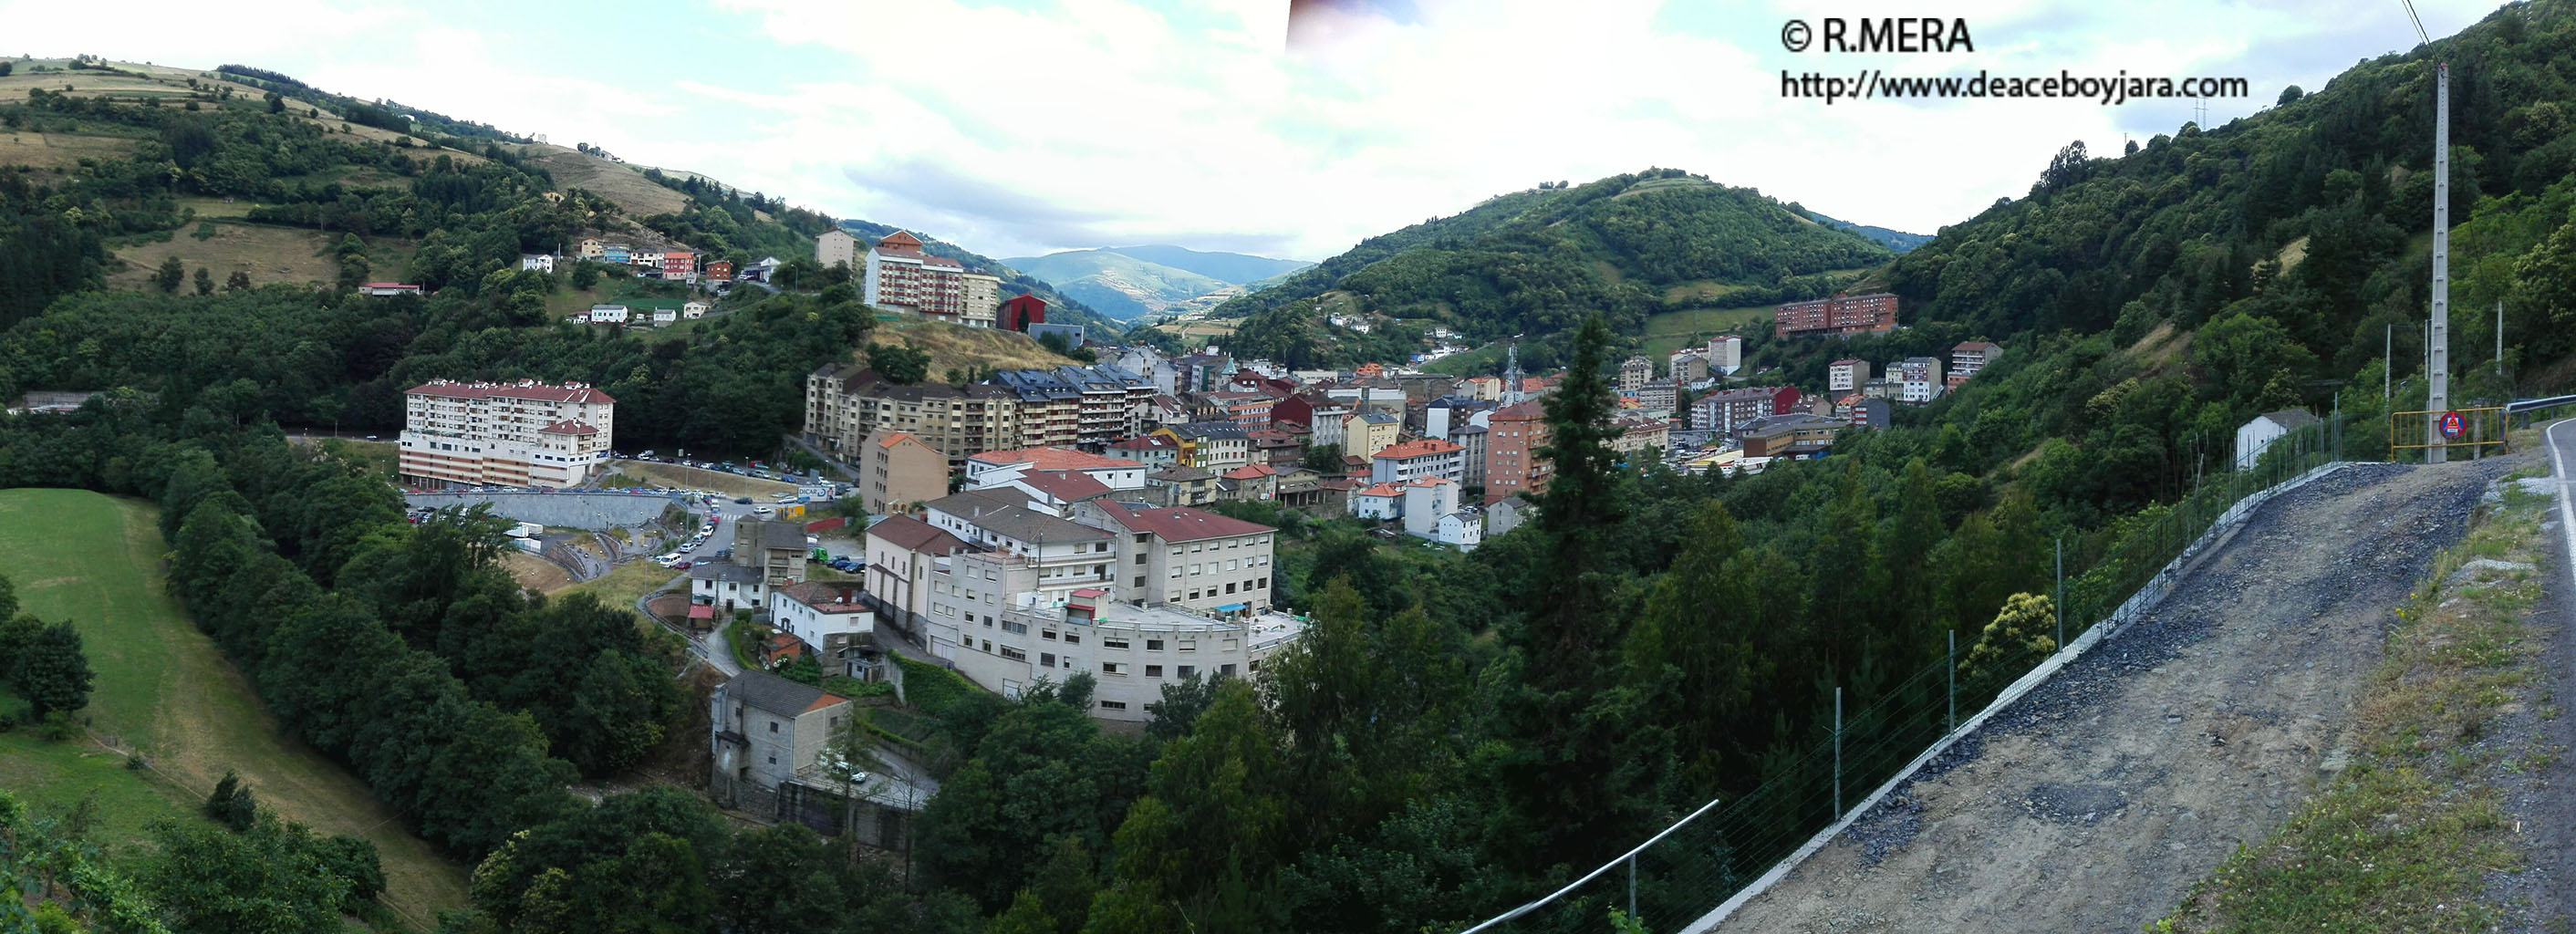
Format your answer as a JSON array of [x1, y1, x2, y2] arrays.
[[1004, 246, 1312, 320], [1804, 212, 1933, 253]]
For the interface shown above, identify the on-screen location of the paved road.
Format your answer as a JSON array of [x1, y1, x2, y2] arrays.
[[634, 576, 743, 679]]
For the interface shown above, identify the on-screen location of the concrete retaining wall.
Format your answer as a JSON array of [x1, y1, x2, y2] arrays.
[[405, 491, 680, 530]]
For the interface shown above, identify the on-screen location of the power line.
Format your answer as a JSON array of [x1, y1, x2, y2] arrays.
[[2400, 0, 2431, 45]]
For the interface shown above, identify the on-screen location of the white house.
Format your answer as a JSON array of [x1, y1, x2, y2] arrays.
[[1397, 478, 1457, 537], [1348, 483, 1401, 520], [652, 306, 679, 327], [683, 300, 712, 319], [690, 563, 768, 616], [768, 581, 876, 677], [587, 304, 630, 324], [1435, 511, 1482, 551], [520, 254, 556, 273], [2233, 409, 2321, 470]]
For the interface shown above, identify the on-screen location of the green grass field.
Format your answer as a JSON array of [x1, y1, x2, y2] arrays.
[[0, 488, 465, 929], [1642, 304, 1771, 360]]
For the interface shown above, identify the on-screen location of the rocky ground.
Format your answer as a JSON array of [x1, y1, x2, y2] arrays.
[[1707, 458, 2522, 933]]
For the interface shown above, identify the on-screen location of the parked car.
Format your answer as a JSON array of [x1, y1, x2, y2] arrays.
[[734, 496, 753, 504], [672, 561, 692, 570], [753, 506, 774, 517]]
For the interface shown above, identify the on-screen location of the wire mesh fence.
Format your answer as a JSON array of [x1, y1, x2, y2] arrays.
[[1457, 415, 2359, 934]]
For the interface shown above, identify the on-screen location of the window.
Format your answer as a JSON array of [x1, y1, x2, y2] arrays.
[[1002, 621, 1027, 635], [982, 639, 992, 652], [1099, 700, 1128, 711], [1065, 634, 1080, 645], [1178, 665, 1196, 678], [1179, 639, 1197, 652], [1221, 663, 1238, 676], [1044, 629, 1058, 640], [1135, 553, 1148, 565], [1101, 661, 1122, 674], [1133, 576, 1146, 588], [1189, 564, 1202, 576], [1146, 664, 1164, 677], [1041, 652, 1055, 668], [1168, 591, 1181, 603], [1249, 659, 1262, 671], [1001, 646, 1026, 661], [1103, 638, 1129, 649], [1096, 542, 1109, 553], [1225, 582, 1237, 594], [1188, 590, 1200, 601], [767, 755, 777, 764], [768, 722, 779, 733], [828, 716, 840, 728]]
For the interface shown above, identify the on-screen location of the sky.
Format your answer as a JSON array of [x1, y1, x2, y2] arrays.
[[5, 0, 2499, 263]]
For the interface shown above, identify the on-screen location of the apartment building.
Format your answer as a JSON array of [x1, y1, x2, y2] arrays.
[[862, 231, 969, 318], [990, 366, 1154, 446], [1618, 355, 1655, 393], [1828, 358, 1867, 392], [1707, 335, 1743, 373], [766, 581, 875, 677], [1896, 357, 1946, 403], [1075, 500, 1278, 616], [1692, 386, 1802, 433], [1774, 292, 1899, 337], [1948, 340, 2003, 389], [805, 365, 1023, 468], [1370, 439, 1467, 485], [961, 272, 1002, 327], [398, 379, 616, 488], [815, 228, 859, 269], [939, 586, 1303, 721], [1483, 400, 1552, 505], [861, 430, 948, 514]]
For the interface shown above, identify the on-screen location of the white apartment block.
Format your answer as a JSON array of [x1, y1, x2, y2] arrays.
[[1896, 357, 1947, 403], [1827, 358, 1866, 393], [937, 586, 1303, 721], [398, 379, 615, 488], [961, 272, 1002, 327]]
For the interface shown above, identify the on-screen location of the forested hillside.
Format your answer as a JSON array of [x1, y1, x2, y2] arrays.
[[1219, 170, 1893, 368]]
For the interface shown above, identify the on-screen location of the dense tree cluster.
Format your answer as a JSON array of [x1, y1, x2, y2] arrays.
[[0, 401, 682, 857]]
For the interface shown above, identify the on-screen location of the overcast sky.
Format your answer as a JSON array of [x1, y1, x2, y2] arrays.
[[7, 0, 2495, 263]]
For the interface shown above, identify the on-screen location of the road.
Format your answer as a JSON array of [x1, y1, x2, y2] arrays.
[[1705, 459, 2516, 934], [635, 581, 743, 679]]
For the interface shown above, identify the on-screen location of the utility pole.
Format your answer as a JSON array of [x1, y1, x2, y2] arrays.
[[2497, 299, 2505, 376], [2384, 323, 2391, 400], [2427, 60, 2451, 463]]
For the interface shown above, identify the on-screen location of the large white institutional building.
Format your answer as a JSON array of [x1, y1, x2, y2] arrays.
[[397, 379, 617, 488]]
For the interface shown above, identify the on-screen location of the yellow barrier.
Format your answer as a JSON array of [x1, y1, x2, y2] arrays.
[[2388, 406, 2508, 461]]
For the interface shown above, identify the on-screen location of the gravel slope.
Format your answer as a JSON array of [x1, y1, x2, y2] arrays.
[[1709, 459, 2519, 933]]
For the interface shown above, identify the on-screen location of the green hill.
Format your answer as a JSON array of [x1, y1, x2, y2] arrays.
[[1002, 248, 1234, 320], [1214, 170, 1895, 368]]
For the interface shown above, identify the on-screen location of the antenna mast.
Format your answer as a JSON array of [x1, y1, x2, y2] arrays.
[[2427, 60, 2450, 463]]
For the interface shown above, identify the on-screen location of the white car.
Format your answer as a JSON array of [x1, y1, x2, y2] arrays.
[[753, 505, 775, 517]]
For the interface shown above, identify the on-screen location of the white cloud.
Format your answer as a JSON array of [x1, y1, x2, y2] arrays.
[[2, 0, 2505, 262]]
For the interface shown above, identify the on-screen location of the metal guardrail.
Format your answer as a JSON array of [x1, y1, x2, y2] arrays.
[[2507, 394, 2576, 415]]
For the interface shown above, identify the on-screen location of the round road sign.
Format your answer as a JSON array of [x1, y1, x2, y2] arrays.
[[2438, 410, 2466, 439]]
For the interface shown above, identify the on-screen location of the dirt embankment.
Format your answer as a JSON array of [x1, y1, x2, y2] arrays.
[[1707, 459, 2521, 934]]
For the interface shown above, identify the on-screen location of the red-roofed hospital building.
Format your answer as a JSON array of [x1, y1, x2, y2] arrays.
[[398, 379, 617, 488]]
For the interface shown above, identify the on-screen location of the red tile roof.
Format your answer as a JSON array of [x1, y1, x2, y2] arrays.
[[1356, 483, 1400, 497], [536, 420, 599, 435], [403, 379, 617, 404], [1374, 439, 1463, 460], [875, 431, 921, 448], [1100, 502, 1273, 543], [970, 447, 1143, 472], [687, 605, 716, 619], [1221, 463, 1276, 480]]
